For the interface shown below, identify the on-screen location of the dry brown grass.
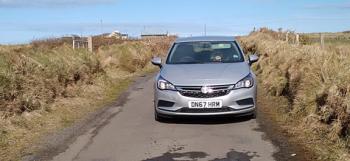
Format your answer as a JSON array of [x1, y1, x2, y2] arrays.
[[97, 37, 174, 72], [239, 29, 350, 160], [0, 37, 175, 161], [31, 37, 72, 49], [0, 45, 104, 118], [30, 35, 135, 51]]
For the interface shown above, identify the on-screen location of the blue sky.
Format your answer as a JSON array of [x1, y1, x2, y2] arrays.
[[0, 0, 350, 44]]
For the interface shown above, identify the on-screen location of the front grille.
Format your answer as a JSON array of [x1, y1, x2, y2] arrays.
[[177, 107, 233, 113], [176, 85, 232, 98]]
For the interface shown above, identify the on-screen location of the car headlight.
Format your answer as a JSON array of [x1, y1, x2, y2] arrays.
[[232, 74, 254, 89], [157, 77, 176, 91]]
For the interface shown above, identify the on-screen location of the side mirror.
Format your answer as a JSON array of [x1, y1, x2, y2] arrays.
[[151, 57, 162, 68], [248, 54, 259, 65]]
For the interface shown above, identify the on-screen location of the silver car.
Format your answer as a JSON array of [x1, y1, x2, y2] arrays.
[[151, 36, 259, 121]]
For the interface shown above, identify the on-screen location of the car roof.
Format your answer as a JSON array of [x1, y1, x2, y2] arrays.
[[175, 36, 236, 43]]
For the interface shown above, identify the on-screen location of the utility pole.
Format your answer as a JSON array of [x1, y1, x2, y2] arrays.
[[142, 25, 146, 35], [100, 19, 103, 34], [80, 27, 83, 37]]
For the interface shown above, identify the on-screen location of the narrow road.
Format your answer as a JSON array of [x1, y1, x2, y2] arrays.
[[47, 74, 284, 161]]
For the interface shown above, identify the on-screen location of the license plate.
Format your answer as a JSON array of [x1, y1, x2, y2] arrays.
[[188, 100, 222, 108]]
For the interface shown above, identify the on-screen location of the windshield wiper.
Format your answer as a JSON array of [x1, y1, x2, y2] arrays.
[[174, 62, 201, 64], [172, 61, 223, 64]]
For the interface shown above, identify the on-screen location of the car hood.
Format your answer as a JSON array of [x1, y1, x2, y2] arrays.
[[160, 62, 250, 86]]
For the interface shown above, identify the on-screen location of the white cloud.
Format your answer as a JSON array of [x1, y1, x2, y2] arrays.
[[0, 0, 117, 8]]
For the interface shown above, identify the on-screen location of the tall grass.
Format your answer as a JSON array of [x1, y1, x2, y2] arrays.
[[97, 37, 174, 72], [239, 29, 350, 158], [0, 37, 175, 160], [0, 37, 174, 118], [0, 45, 103, 118]]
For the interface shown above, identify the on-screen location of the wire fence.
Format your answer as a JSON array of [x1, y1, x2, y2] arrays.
[[253, 28, 350, 48]]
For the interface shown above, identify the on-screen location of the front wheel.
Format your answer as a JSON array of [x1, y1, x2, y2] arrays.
[[154, 110, 165, 122], [250, 109, 257, 119]]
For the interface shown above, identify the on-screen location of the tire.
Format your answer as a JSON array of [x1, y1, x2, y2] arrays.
[[154, 110, 165, 122], [250, 109, 257, 119]]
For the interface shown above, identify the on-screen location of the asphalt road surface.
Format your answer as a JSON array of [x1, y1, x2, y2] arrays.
[[45, 75, 287, 161]]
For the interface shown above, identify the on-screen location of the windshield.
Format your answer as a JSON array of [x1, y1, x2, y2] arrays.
[[166, 41, 244, 64]]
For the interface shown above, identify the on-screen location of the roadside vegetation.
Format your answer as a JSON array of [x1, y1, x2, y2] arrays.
[[3, 29, 349, 160], [0, 37, 174, 161], [239, 28, 350, 161]]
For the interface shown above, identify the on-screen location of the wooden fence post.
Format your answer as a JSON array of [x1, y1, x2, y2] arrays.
[[286, 32, 289, 42], [320, 33, 325, 48], [88, 36, 93, 52], [72, 38, 76, 49], [296, 34, 300, 45]]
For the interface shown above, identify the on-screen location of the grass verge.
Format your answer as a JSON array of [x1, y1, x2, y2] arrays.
[[0, 75, 133, 161], [0, 37, 174, 161], [239, 28, 350, 161]]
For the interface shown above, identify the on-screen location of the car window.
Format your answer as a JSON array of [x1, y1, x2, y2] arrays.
[[167, 41, 244, 64]]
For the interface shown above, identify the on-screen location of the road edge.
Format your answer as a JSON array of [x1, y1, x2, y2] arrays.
[[256, 84, 318, 161], [22, 74, 155, 161]]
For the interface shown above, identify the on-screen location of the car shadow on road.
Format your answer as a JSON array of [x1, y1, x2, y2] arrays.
[[159, 115, 254, 125]]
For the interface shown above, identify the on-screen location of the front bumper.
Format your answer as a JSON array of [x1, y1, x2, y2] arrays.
[[154, 85, 257, 117]]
